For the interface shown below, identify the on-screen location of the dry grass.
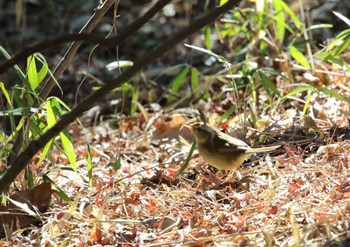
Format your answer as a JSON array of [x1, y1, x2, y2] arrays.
[[3, 95, 350, 246]]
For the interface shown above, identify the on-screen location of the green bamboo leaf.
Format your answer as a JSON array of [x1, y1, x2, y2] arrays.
[[170, 66, 189, 93], [273, 0, 286, 43], [0, 132, 5, 142], [131, 82, 139, 116], [191, 67, 199, 90], [60, 129, 77, 172], [108, 157, 122, 171], [48, 97, 76, 171], [87, 143, 93, 187], [27, 55, 39, 91], [258, 70, 281, 98], [279, 0, 301, 29], [185, 44, 227, 63], [316, 86, 350, 103], [37, 98, 57, 164], [289, 45, 311, 69], [46, 98, 57, 127], [0, 46, 27, 84], [219, 105, 236, 125], [305, 23, 333, 32], [106, 60, 134, 71], [50, 96, 71, 112], [282, 86, 312, 99], [335, 29, 350, 40], [303, 92, 313, 114], [0, 82, 12, 108], [178, 140, 196, 174], [35, 53, 48, 84], [38, 139, 54, 165], [325, 30, 350, 53], [219, 0, 228, 6], [331, 38, 350, 57], [43, 174, 72, 202], [333, 11, 350, 27], [204, 26, 212, 50]]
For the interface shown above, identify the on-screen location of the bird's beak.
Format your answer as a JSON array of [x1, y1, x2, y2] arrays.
[[181, 123, 193, 132], [181, 118, 197, 131]]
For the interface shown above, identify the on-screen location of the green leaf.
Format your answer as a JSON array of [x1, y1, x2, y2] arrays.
[[25, 166, 34, 188], [273, 0, 286, 43], [325, 30, 350, 53], [27, 55, 39, 91], [43, 174, 72, 202], [131, 81, 139, 116], [0, 46, 27, 85], [106, 60, 134, 71], [303, 92, 313, 114], [282, 86, 312, 99], [185, 44, 227, 63], [330, 37, 350, 57], [87, 143, 92, 187], [316, 86, 350, 103], [35, 53, 48, 84], [333, 11, 350, 27], [219, 0, 228, 6], [258, 70, 281, 98], [203, 26, 212, 50], [47, 97, 76, 171], [60, 129, 77, 172], [178, 140, 196, 174], [0, 132, 5, 142], [113, 82, 133, 93], [49, 96, 71, 112], [218, 105, 236, 125], [191, 67, 199, 90], [289, 45, 311, 69], [335, 29, 350, 40], [282, 84, 350, 104], [279, 0, 301, 29], [38, 139, 54, 165], [305, 24, 333, 32], [0, 82, 12, 108], [46, 99, 57, 128], [108, 157, 122, 171], [170, 66, 189, 94]]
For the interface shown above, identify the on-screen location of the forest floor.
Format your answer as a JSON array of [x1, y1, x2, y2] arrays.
[[1, 0, 350, 246]]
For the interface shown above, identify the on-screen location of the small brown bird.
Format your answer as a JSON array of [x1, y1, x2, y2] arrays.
[[187, 122, 280, 170]]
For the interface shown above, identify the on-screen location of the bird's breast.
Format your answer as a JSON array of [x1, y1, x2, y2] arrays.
[[197, 145, 252, 170]]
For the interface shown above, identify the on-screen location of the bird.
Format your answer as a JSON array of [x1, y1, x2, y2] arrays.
[[186, 121, 280, 171]]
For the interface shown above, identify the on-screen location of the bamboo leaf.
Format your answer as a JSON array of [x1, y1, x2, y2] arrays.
[[258, 70, 281, 98], [289, 45, 311, 69]]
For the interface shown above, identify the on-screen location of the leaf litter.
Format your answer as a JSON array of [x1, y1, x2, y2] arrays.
[[3, 78, 350, 245]]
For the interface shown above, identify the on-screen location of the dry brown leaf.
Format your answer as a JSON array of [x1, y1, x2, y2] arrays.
[[0, 181, 53, 237], [91, 224, 102, 243]]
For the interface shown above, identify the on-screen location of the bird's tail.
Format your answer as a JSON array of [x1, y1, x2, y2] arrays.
[[246, 145, 280, 153]]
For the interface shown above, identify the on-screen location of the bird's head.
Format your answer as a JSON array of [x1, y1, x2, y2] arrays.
[[185, 122, 214, 145]]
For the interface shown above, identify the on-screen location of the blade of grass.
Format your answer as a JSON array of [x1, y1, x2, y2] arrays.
[[178, 140, 196, 174]]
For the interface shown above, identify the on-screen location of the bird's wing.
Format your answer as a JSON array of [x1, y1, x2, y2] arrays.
[[215, 129, 251, 150]]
